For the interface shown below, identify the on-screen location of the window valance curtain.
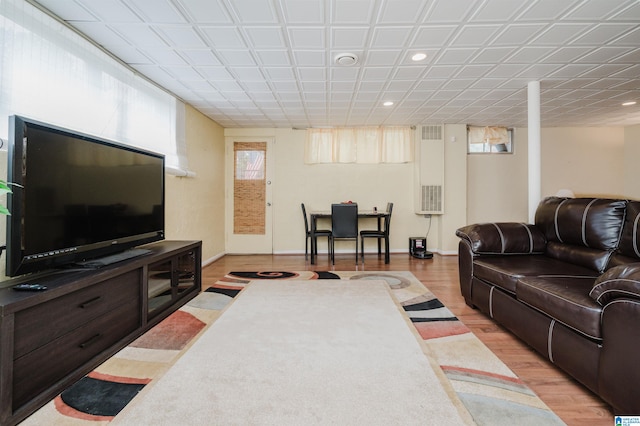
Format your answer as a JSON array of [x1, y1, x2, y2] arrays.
[[304, 126, 413, 164], [468, 126, 509, 145]]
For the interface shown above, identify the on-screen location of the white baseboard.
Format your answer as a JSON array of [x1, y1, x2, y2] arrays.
[[202, 252, 225, 267]]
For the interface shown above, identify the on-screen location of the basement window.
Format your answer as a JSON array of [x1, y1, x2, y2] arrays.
[[467, 126, 514, 154]]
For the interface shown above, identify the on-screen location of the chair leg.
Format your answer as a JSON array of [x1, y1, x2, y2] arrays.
[[305, 236, 309, 260], [384, 237, 390, 264], [361, 237, 365, 263], [355, 238, 358, 264]]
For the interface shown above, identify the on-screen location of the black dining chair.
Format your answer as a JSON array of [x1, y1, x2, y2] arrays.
[[330, 203, 358, 264], [301, 203, 332, 261], [360, 202, 393, 264]]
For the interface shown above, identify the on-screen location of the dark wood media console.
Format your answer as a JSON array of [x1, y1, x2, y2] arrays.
[[0, 240, 202, 425]]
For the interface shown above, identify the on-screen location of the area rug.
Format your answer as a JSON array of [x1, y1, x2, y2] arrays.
[[22, 271, 565, 425], [113, 280, 470, 425]]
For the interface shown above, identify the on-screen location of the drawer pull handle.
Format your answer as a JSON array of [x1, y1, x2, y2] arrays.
[[79, 296, 102, 308], [79, 333, 102, 349]]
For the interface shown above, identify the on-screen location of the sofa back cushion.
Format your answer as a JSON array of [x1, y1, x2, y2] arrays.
[[609, 201, 640, 267], [535, 197, 626, 272]]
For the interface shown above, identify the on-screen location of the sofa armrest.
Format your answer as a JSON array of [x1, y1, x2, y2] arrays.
[[590, 263, 640, 306], [455, 222, 546, 255]]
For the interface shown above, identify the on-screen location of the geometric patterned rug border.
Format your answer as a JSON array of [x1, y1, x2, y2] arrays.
[[22, 270, 564, 425]]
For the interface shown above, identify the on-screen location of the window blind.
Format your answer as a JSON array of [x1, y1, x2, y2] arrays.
[[0, 0, 189, 173]]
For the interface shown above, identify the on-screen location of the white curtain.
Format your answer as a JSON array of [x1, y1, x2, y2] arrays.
[[0, 0, 188, 173], [305, 126, 413, 164]]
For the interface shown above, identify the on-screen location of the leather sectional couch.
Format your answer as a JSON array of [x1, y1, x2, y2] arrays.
[[456, 196, 640, 414]]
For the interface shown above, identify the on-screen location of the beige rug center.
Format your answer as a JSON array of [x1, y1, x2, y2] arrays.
[[113, 280, 468, 425]]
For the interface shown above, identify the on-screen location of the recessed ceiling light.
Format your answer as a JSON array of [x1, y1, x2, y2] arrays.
[[411, 53, 427, 62], [383, 101, 394, 106], [622, 101, 637, 106]]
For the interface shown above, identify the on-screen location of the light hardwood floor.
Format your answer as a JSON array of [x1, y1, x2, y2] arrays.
[[202, 252, 614, 426]]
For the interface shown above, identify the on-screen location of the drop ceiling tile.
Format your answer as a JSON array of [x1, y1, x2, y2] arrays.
[[507, 46, 553, 63], [564, 0, 628, 20], [517, 63, 564, 78], [142, 48, 186, 64], [572, 23, 638, 45], [161, 65, 203, 80], [255, 50, 291, 66], [180, 49, 222, 66], [106, 45, 152, 64], [263, 67, 296, 80], [484, 63, 528, 78], [331, 67, 359, 80], [126, 0, 186, 23], [293, 51, 326, 66], [200, 27, 246, 48], [449, 25, 502, 46], [73, 0, 141, 22], [227, 0, 279, 23], [543, 46, 594, 63], [331, 0, 376, 24], [471, 0, 526, 21], [331, 27, 370, 49], [288, 27, 326, 48], [426, 0, 477, 22], [577, 47, 635, 64], [614, 28, 640, 45], [435, 48, 478, 64], [412, 26, 458, 46], [244, 27, 287, 48], [364, 50, 402, 66], [197, 66, 235, 80], [177, 0, 232, 23], [358, 81, 387, 91], [453, 64, 492, 79], [36, 0, 98, 20], [280, 0, 325, 23], [491, 24, 547, 45], [217, 50, 258, 66], [532, 23, 592, 45], [297, 67, 326, 81], [371, 27, 413, 48], [393, 67, 427, 79], [472, 47, 517, 64], [156, 25, 207, 48], [377, 0, 428, 23]]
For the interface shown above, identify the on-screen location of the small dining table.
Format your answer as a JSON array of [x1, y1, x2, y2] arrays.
[[309, 209, 390, 264]]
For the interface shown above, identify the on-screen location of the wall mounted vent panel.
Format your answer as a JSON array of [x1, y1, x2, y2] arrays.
[[414, 125, 444, 214]]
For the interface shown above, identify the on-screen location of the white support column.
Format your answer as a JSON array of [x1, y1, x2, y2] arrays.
[[528, 81, 541, 223]]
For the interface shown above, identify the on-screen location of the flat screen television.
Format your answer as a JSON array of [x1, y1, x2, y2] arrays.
[[6, 115, 165, 277]]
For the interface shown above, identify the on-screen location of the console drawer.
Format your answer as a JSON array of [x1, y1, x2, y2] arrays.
[[13, 270, 141, 358], [12, 300, 141, 410]]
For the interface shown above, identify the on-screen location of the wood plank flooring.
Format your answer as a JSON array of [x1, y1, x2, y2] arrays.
[[202, 252, 614, 426]]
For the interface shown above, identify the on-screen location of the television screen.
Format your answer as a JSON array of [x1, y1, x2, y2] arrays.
[[6, 115, 165, 276]]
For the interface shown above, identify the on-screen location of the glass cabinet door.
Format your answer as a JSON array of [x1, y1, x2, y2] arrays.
[[175, 250, 196, 296], [147, 259, 173, 316]]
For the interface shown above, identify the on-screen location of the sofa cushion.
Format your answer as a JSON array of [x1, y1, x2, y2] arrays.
[[517, 276, 603, 340], [610, 201, 640, 266], [473, 255, 599, 294], [590, 263, 640, 306], [534, 197, 626, 271]]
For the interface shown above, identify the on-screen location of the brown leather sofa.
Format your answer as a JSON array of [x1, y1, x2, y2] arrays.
[[456, 196, 640, 414]]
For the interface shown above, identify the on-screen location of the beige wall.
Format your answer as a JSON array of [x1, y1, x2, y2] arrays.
[[467, 126, 626, 226], [541, 127, 624, 198], [165, 105, 225, 264], [225, 127, 443, 255], [624, 124, 640, 200], [467, 128, 529, 224]]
